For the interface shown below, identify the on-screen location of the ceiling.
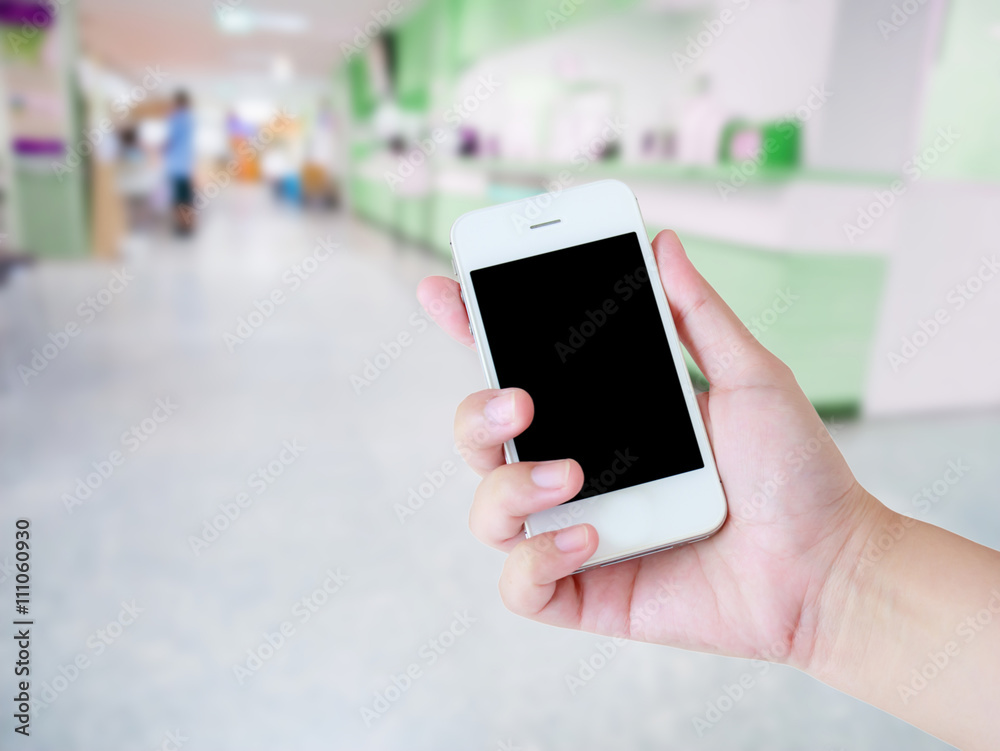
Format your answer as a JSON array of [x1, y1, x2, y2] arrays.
[[77, 0, 411, 82]]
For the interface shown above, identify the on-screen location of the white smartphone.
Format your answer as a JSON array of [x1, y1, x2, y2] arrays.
[[450, 179, 727, 570]]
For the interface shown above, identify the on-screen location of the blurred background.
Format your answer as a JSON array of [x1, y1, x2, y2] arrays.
[[0, 0, 998, 748]]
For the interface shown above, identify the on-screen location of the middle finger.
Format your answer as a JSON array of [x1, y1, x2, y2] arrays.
[[470, 459, 584, 550]]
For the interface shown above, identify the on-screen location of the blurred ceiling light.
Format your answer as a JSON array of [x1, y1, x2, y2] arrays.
[[216, 8, 308, 35], [271, 55, 294, 82], [234, 99, 279, 125], [990, 24, 1000, 41]]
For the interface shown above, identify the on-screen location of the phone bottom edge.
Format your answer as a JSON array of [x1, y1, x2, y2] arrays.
[[570, 530, 718, 575]]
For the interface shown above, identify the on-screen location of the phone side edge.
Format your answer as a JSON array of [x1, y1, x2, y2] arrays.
[[449, 209, 521, 471]]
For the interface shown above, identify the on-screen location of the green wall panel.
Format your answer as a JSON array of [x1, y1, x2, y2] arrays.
[[448, 0, 640, 72], [346, 56, 376, 121], [394, 3, 435, 112], [396, 196, 430, 245], [349, 176, 396, 228], [654, 232, 886, 414], [918, 0, 1000, 181], [17, 168, 87, 258], [429, 191, 494, 256]]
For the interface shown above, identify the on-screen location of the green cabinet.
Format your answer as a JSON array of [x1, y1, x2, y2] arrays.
[[668, 233, 886, 415]]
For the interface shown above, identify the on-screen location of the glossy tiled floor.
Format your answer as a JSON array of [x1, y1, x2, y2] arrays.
[[1, 187, 995, 750]]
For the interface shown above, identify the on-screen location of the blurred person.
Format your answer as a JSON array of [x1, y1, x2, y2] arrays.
[[261, 144, 295, 204], [164, 90, 195, 236], [416, 230, 1000, 751], [302, 104, 340, 209], [116, 126, 157, 233]]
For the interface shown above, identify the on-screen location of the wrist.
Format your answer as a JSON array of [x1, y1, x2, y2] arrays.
[[791, 484, 902, 683], [790, 486, 1000, 749]]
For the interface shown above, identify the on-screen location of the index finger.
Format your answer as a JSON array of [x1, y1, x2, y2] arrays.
[[455, 388, 534, 476], [417, 276, 475, 348]]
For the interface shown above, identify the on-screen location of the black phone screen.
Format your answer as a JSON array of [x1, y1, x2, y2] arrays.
[[470, 231, 704, 501]]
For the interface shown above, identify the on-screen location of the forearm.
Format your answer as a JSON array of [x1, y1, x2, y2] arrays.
[[807, 495, 1000, 750]]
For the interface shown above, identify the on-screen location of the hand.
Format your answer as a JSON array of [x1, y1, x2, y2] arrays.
[[417, 230, 886, 670], [419, 229, 1000, 749]]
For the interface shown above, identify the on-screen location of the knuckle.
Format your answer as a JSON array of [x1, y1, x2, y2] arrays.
[[497, 576, 516, 612], [467, 502, 480, 537], [469, 483, 492, 538], [452, 406, 465, 446], [498, 558, 530, 615], [469, 472, 509, 542], [516, 536, 547, 576], [466, 422, 493, 453], [773, 359, 798, 386]]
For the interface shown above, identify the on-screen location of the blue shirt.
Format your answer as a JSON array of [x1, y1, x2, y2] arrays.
[[165, 109, 194, 177]]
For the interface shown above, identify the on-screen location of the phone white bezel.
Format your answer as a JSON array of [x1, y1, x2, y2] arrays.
[[450, 179, 727, 570]]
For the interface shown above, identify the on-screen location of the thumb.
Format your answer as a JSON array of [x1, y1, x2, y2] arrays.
[[652, 230, 792, 392]]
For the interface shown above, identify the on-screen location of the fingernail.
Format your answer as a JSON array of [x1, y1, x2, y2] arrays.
[[484, 391, 516, 426], [554, 525, 589, 553], [531, 460, 570, 489]]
